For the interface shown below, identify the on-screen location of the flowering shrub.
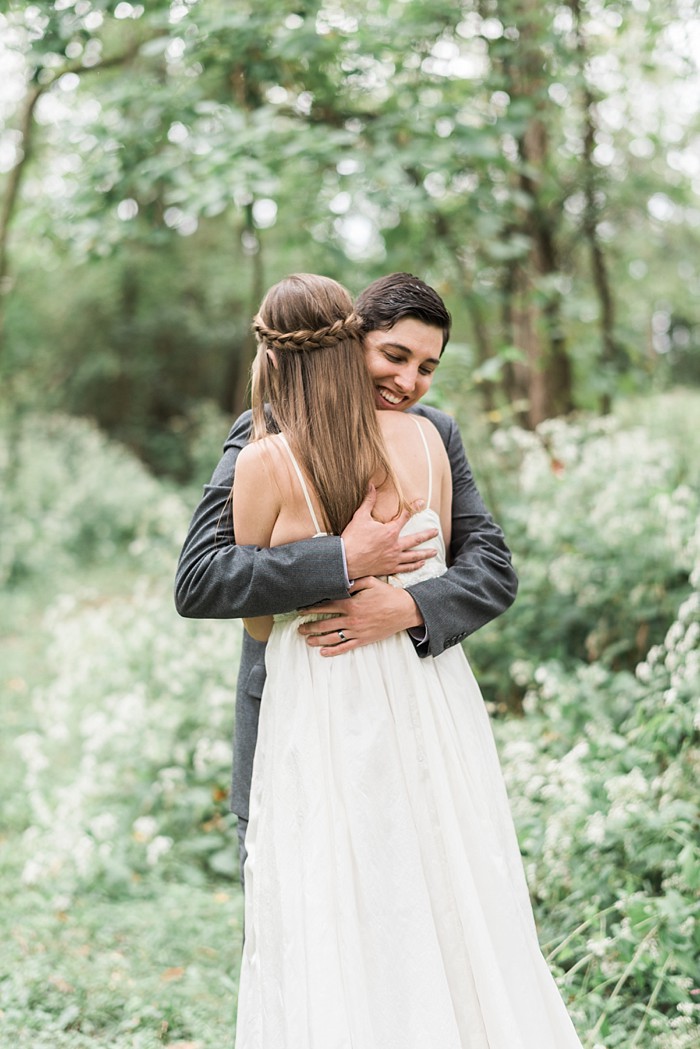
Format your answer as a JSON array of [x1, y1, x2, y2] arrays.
[[16, 578, 241, 891], [470, 413, 699, 705], [7, 401, 700, 1047], [0, 412, 191, 587], [494, 565, 700, 1046]]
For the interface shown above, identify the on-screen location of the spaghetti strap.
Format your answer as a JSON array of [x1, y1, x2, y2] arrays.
[[410, 416, 433, 507], [277, 433, 327, 537]]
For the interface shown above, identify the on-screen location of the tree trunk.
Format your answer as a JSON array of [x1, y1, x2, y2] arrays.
[[570, 0, 622, 415], [231, 204, 265, 416], [500, 0, 574, 427], [0, 86, 43, 349]]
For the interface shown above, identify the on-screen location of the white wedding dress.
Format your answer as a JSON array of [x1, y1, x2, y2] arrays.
[[235, 425, 583, 1049]]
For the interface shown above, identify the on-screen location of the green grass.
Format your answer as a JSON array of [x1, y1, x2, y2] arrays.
[[0, 855, 243, 1047]]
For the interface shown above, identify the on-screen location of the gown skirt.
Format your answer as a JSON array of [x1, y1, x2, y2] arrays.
[[235, 532, 583, 1048]]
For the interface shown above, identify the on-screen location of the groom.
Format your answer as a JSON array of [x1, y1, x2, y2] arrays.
[[175, 273, 518, 879]]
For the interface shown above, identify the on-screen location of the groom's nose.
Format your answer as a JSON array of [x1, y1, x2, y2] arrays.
[[395, 365, 417, 392]]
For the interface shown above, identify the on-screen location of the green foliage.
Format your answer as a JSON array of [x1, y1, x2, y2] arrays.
[[495, 583, 700, 1046], [17, 576, 240, 892], [0, 871, 242, 1047], [467, 401, 699, 703], [2, 237, 246, 479], [467, 396, 700, 1044], [2, 400, 699, 1047], [0, 409, 189, 587], [2, 0, 699, 448], [4, 409, 234, 904], [0, 410, 239, 887]]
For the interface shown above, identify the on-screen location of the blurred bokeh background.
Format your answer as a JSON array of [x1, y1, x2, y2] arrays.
[[1, 2, 698, 1047]]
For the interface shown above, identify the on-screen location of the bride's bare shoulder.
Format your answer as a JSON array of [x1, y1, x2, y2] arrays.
[[378, 411, 418, 436], [235, 433, 285, 477], [378, 410, 442, 446]]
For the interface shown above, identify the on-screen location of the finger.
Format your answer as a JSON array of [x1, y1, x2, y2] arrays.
[[348, 576, 380, 595], [298, 602, 347, 616], [392, 503, 414, 531], [299, 618, 347, 637], [398, 553, 432, 570], [399, 528, 438, 550], [319, 638, 360, 657], [358, 483, 377, 514], [305, 632, 349, 648], [305, 629, 356, 648], [400, 548, 437, 563], [396, 560, 427, 574]]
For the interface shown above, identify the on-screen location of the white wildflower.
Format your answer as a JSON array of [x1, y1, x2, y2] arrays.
[[586, 935, 613, 957], [74, 835, 96, 875], [509, 660, 533, 687], [22, 855, 48, 885], [15, 732, 49, 779], [585, 811, 607, 845], [146, 835, 173, 866], [193, 736, 231, 775], [645, 644, 664, 666], [132, 815, 158, 842], [635, 661, 653, 684], [89, 811, 117, 840], [522, 689, 538, 714]]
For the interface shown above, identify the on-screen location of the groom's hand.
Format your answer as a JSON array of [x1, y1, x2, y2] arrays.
[[298, 577, 424, 657], [342, 485, 437, 580]]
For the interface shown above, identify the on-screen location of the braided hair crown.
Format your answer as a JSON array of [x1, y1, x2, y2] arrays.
[[252, 310, 362, 352]]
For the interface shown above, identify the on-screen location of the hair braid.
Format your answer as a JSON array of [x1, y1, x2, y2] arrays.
[[252, 311, 362, 352]]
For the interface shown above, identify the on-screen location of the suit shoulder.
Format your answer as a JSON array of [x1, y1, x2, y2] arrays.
[[224, 409, 254, 451], [411, 402, 455, 425], [410, 403, 459, 442]]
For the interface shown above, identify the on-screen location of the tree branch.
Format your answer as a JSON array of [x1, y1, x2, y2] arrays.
[[0, 34, 167, 347]]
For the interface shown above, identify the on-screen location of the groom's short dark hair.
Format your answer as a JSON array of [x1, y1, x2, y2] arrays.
[[355, 273, 451, 351]]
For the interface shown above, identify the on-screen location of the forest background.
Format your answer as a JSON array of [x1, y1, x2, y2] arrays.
[[0, 1, 698, 1047]]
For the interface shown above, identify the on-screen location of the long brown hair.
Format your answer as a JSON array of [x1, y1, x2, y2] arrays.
[[250, 273, 403, 535]]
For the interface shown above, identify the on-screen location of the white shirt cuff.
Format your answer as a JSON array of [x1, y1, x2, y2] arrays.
[[340, 538, 352, 589]]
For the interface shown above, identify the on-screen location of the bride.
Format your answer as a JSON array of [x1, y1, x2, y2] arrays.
[[232, 273, 583, 1048]]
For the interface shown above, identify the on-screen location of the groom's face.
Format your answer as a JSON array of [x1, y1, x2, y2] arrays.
[[364, 318, 443, 413]]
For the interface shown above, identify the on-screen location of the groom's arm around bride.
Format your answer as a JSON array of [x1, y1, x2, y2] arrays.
[[174, 273, 518, 831]]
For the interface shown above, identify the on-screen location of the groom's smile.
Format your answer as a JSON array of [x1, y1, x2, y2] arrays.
[[364, 317, 443, 413]]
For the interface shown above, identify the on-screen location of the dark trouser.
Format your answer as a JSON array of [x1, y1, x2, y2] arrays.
[[237, 815, 248, 891]]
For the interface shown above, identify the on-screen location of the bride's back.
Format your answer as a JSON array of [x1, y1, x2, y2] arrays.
[[263, 410, 451, 551]]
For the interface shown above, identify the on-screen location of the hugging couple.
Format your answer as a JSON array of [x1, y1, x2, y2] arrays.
[[176, 272, 583, 1048]]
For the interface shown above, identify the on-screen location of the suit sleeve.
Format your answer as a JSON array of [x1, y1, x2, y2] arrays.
[[174, 411, 351, 619], [406, 414, 518, 657]]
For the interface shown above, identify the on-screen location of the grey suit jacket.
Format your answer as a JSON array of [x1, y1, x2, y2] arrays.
[[175, 404, 517, 819]]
